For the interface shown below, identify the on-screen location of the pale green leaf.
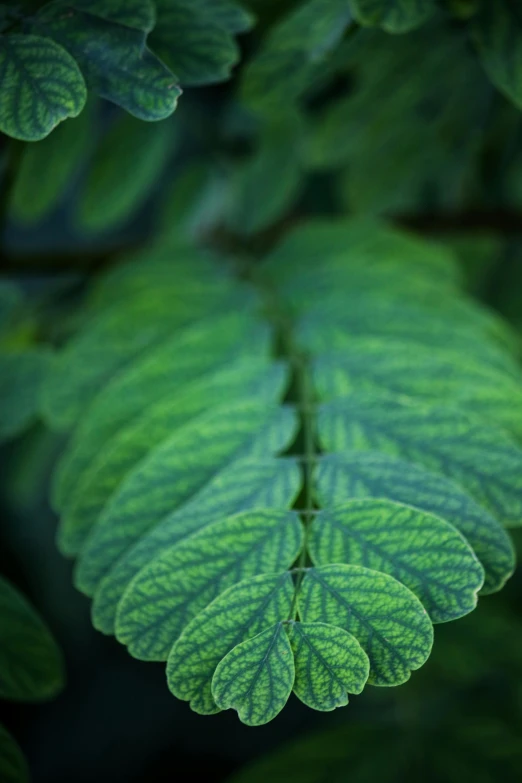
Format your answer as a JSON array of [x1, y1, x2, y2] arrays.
[[0, 34, 87, 141], [92, 456, 300, 635], [298, 565, 433, 685], [58, 358, 284, 555], [309, 500, 485, 623], [74, 401, 297, 596], [115, 510, 304, 660], [212, 622, 295, 725], [287, 621, 369, 711], [316, 452, 516, 595], [318, 393, 522, 528], [168, 572, 295, 714]]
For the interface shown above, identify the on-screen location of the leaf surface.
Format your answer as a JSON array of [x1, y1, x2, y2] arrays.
[[309, 500, 484, 623], [316, 452, 515, 595], [168, 572, 295, 714], [212, 623, 295, 726], [288, 621, 369, 711], [115, 510, 304, 660], [298, 565, 433, 685], [0, 577, 64, 701], [0, 726, 28, 783], [349, 0, 435, 32], [0, 34, 86, 141]]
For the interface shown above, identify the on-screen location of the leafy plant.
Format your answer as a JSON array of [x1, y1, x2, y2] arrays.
[[0, 576, 64, 782], [37, 220, 521, 725]]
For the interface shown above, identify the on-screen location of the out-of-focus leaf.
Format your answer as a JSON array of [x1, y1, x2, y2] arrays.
[[471, 0, 522, 109], [349, 0, 435, 33], [77, 111, 176, 233], [0, 725, 29, 783]]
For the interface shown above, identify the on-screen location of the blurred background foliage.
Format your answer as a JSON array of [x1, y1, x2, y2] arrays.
[[1, 0, 522, 781]]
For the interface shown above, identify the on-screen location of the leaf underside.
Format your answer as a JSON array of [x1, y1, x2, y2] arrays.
[[44, 218, 521, 724]]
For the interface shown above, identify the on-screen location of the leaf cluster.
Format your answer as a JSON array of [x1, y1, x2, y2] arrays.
[[36, 220, 522, 725]]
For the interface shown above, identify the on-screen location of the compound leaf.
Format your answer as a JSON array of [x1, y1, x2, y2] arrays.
[[309, 501, 484, 623], [167, 572, 295, 714], [34, 3, 180, 121], [316, 452, 515, 595], [115, 510, 304, 660], [0, 576, 64, 702], [287, 621, 369, 711], [0, 34, 86, 141], [212, 622, 295, 726], [298, 565, 433, 686]]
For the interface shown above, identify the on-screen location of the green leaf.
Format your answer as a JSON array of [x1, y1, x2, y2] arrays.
[[47, 217, 520, 724], [317, 393, 522, 528], [9, 100, 94, 224], [167, 572, 295, 714], [57, 357, 284, 556], [309, 500, 485, 623], [0, 576, 64, 701], [115, 510, 304, 660], [92, 456, 300, 635], [312, 338, 522, 437], [43, 263, 257, 431], [0, 726, 29, 783], [212, 622, 295, 726], [298, 565, 434, 685], [74, 398, 296, 597], [150, 0, 243, 86], [287, 621, 369, 711], [76, 111, 176, 233], [316, 452, 516, 595], [225, 115, 305, 235], [0, 34, 87, 141], [0, 349, 51, 442], [70, 0, 157, 32], [34, 3, 180, 121], [242, 0, 352, 112], [471, 0, 522, 109], [349, 0, 435, 32], [190, 0, 255, 33]]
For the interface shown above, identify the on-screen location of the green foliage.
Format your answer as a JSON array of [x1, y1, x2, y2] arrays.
[[0, 726, 28, 783], [0, 34, 86, 141], [0, 575, 64, 701], [0, 282, 51, 443], [471, 0, 522, 109], [349, 0, 436, 33], [42, 220, 522, 724]]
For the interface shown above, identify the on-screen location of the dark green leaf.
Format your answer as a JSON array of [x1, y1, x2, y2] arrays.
[[471, 0, 522, 109], [0, 576, 64, 701], [349, 0, 435, 33], [0, 34, 86, 141], [0, 726, 29, 783]]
